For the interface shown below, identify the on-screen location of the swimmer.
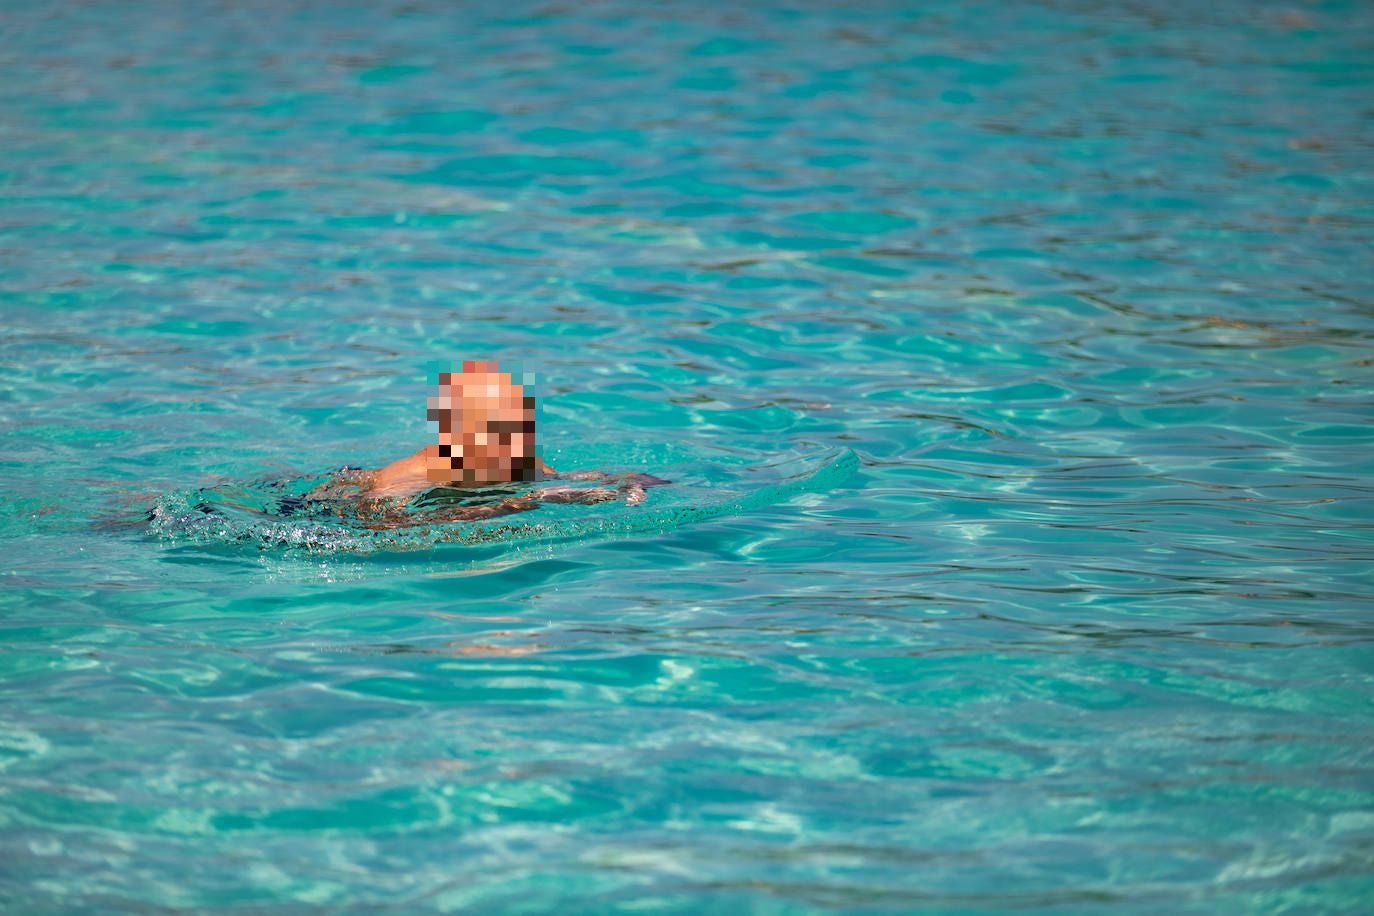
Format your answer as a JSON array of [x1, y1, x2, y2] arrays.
[[308, 360, 666, 529]]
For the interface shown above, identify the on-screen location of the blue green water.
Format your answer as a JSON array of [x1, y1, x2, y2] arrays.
[[3, 0, 1374, 910]]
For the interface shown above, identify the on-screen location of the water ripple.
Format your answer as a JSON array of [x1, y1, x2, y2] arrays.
[[2, 0, 1373, 909]]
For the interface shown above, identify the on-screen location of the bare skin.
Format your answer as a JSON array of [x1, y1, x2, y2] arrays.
[[307, 361, 665, 530]]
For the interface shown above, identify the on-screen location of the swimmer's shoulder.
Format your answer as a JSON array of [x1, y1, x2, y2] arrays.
[[304, 466, 375, 502], [365, 448, 433, 500]]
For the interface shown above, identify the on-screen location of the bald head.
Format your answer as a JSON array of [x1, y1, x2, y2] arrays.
[[425, 360, 537, 485]]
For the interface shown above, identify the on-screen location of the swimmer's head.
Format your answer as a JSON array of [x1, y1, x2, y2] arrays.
[[425, 360, 538, 485]]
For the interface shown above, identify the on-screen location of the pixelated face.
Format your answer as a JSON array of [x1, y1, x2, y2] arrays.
[[425, 360, 537, 485]]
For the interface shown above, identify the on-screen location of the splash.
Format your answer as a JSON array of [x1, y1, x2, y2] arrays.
[[147, 450, 859, 555]]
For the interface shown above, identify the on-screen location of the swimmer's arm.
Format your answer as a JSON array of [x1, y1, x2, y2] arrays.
[[534, 474, 670, 507], [533, 486, 619, 505], [362, 496, 539, 530], [546, 469, 607, 481], [543, 469, 671, 486], [423, 496, 540, 523]]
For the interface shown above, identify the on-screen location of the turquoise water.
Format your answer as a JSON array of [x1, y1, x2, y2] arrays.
[[3, 0, 1374, 910]]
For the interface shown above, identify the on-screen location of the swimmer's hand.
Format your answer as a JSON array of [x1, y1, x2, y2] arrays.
[[618, 473, 671, 506]]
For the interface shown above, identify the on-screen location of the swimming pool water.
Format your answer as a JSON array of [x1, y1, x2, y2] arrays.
[[2, 0, 1373, 910]]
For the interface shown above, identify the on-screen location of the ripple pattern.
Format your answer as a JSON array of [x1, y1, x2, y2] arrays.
[[1, 0, 1373, 910]]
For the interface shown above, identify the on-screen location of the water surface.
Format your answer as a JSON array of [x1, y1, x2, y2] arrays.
[[2, 0, 1373, 911]]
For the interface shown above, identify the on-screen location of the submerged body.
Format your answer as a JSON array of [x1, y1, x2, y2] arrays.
[[304, 461, 658, 530]]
